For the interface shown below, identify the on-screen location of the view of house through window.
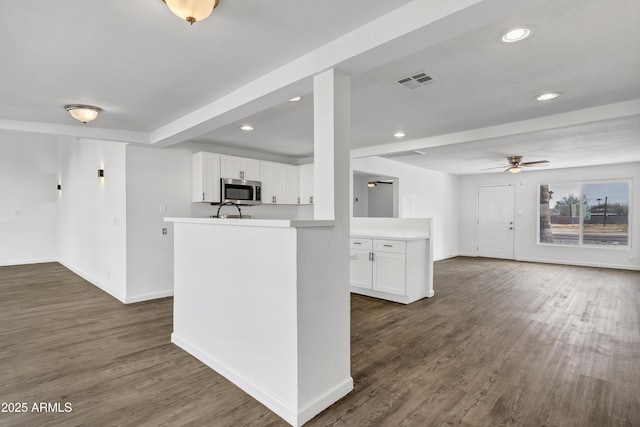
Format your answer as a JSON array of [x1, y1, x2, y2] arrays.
[[539, 180, 630, 246]]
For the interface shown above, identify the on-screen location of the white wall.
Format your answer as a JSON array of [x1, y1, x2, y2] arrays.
[[57, 138, 128, 301], [351, 156, 459, 260], [368, 182, 394, 217], [458, 162, 640, 270], [0, 132, 58, 266], [352, 175, 369, 217], [125, 145, 193, 303]]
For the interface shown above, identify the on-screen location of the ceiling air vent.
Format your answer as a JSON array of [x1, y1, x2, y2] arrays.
[[380, 150, 426, 159], [397, 70, 437, 89]]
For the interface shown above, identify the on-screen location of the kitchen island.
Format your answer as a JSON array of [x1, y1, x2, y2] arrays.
[[350, 217, 434, 303], [165, 217, 353, 427]]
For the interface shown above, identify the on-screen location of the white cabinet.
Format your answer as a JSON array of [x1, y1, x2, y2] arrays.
[[260, 162, 300, 204], [349, 236, 429, 304], [299, 163, 314, 205], [192, 152, 221, 203], [220, 155, 260, 180]]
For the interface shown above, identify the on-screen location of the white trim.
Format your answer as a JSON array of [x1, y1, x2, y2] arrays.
[[171, 333, 353, 427], [124, 290, 173, 304], [457, 251, 477, 257], [297, 378, 354, 426], [57, 260, 126, 303], [516, 256, 639, 271], [0, 258, 56, 267]]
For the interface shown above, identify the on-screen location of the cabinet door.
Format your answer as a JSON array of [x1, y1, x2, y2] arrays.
[[260, 161, 276, 204], [285, 165, 300, 204], [373, 252, 406, 295], [192, 152, 220, 202], [350, 249, 372, 289], [242, 158, 261, 181], [299, 163, 314, 204], [220, 155, 242, 179]]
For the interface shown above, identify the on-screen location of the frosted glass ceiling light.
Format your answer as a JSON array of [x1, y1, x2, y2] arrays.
[[163, 0, 219, 25], [535, 92, 561, 101], [240, 125, 254, 131], [508, 166, 522, 174], [501, 27, 532, 43], [64, 104, 102, 124]]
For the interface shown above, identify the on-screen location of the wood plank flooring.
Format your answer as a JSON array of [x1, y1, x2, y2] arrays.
[[1, 258, 638, 426]]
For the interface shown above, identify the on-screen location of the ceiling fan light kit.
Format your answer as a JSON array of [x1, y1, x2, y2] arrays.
[[163, 0, 219, 25]]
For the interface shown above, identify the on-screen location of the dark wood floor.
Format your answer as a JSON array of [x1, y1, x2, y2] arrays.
[[1, 258, 639, 426]]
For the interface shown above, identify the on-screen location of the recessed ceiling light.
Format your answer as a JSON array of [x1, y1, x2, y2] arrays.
[[501, 27, 532, 43], [289, 96, 303, 102], [240, 125, 254, 131], [393, 132, 406, 138], [535, 92, 561, 101]]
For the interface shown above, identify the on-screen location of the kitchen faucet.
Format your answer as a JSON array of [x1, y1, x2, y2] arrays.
[[213, 202, 243, 218]]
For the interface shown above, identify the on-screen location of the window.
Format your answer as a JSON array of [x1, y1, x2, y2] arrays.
[[539, 180, 631, 247]]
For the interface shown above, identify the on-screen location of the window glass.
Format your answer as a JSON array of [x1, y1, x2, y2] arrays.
[[540, 183, 581, 245], [583, 182, 629, 246], [539, 180, 631, 247]]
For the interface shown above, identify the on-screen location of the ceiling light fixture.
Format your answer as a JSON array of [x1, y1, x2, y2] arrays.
[[508, 166, 522, 174], [240, 125, 254, 131], [163, 0, 219, 25], [289, 96, 302, 102], [367, 182, 377, 188], [501, 27, 532, 43], [393, 132, 406, 138], [64, 104, 102, 124], [535, 92, 561, 101]]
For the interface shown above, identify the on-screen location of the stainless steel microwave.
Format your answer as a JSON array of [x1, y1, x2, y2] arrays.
[[220, 178, 262, 205]]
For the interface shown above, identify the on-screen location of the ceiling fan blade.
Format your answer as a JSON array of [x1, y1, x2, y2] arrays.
[[480, 165, 509, 171], [522, 160, 550, 167]]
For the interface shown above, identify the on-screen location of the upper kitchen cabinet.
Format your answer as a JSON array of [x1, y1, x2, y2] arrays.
[[193, 152, 221, 203], [260, 161, 300, 204], [220, 155, 260, 181], [299, 163, 314, 205]]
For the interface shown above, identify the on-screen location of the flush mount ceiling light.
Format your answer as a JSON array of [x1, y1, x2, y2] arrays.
[[501, 27, 533, 43], [393, 132, 406, 138], [535, 92, 561, 101], [64, 104, 102, 124], [240, 125, 254, 131], [289, 96, 303, 102], [163, 0, 219, 25]]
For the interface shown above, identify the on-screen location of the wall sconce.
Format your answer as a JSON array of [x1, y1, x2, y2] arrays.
[[98, 169, 105, 178], [57, 184, 62, 190]]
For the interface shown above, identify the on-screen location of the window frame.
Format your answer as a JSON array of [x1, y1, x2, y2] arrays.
[[537, 178, 632, 249]]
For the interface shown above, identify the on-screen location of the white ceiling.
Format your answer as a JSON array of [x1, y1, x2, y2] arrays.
[[1, 0, 639, 174]]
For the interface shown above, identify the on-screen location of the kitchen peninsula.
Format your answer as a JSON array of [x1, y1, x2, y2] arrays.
[[165, 216, 353, 427]]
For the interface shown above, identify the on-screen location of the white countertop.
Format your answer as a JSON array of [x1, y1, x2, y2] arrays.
[[351, 231, 429, 240], [165, 217, 336, 228]]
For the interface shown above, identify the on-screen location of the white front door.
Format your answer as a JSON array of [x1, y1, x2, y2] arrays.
[[477, 185, 515, 259]]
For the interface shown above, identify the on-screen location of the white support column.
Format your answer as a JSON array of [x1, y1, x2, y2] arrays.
[[313, 69, 351, 222]]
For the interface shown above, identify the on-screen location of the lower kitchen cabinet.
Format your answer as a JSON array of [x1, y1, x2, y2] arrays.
[[349, 236, 430, 304]]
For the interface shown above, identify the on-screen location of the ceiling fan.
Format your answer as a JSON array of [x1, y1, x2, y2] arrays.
[[481, 156, 550, 173], [367, 180, 393, 187]]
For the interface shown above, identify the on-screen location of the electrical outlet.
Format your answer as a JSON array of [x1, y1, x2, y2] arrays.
[[162, 228, 168, 236]]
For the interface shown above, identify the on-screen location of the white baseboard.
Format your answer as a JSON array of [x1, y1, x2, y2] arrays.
[[125, 290, 174, 304], [297, 377, 353, 426], [0, 258, 57, 267], [516, 256, 640, 271], [57, 260, 126, 303], [172, 333, 353, 427], [457, 252, 477, 257]]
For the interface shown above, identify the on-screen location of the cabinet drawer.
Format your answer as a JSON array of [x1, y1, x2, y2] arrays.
[[373, 239, 406, 254], [350, 238, 372, 250]]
